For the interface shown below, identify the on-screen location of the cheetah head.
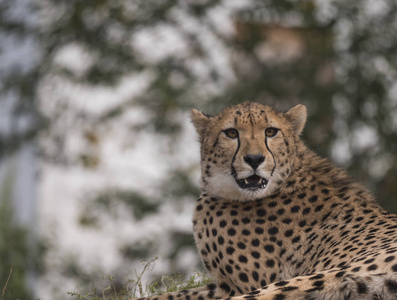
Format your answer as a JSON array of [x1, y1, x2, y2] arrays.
[[191, 102, 306, 201]]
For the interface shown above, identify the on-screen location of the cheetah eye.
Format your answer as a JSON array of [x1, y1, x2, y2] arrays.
[[265, 127, 279, 137], [224, 128, 239, 139]]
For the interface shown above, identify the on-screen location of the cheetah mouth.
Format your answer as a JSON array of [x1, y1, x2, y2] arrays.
[[236, 174, 268, 190]]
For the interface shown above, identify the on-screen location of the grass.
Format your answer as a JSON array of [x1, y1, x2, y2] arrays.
[[68, 258, 213, 300], [1, 267, 12, 300]]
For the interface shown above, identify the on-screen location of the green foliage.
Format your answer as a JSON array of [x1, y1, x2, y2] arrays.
[[79, 189, 160, 227], [0, 0, 43, 159], [0, 164, 33, 299], [68, 258, 212, 300], [162, 169, 201, 199], [3, 0, 397, 297]]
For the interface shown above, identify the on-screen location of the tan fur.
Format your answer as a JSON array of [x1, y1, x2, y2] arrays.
[[135, 102, 397, 300]]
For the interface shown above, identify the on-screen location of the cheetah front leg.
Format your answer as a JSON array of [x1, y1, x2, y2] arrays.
[[231, 269, 397, 300]]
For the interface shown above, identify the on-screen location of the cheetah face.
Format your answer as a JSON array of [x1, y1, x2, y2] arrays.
[[191, 102, 306, 201]]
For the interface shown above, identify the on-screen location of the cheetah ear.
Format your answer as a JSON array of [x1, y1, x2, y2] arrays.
[[191, 109, 211, 141], [285, 104, 307, 135]]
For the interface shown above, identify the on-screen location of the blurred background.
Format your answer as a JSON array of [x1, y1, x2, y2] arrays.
[[1, 0, 397, 299]]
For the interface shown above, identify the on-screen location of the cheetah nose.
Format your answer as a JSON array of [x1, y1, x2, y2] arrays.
[[244, 154, 265, 170]]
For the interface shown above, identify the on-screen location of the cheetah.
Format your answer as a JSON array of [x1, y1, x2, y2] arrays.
[[136, 102, 397, 300]]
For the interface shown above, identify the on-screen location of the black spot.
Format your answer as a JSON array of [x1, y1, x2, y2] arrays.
[[264, 244, 275, 253], [226, 265, 233, 274], [386, 280, 397, 293], [364, 258, 375, 264], [228, 228, 236, 236], [252, 271, 259, 282], [321, 189, 329, 195], [226, 247, 235, 254], [218, 236, 225, 245], [310, 274, 324, 280], [266, 259, 275, 268], [299, 220, 306, 227], [239, 273, 249, 282], [356, 281, 368, 294], [208, 289, 215, 298], [309, 196, 318, 202], [315, 205, 324, 212], [238, 255, 248, 263], [212, 259, 217, 268], [292, 236, 301, 243], [335, 271, 345, 278], [313, 280, 324, 287], [242, 229, 251, 236], [237, 242, 246, 249], [274, 281, 288, 287], [252, 239, 260, 247], [268, 227, 279, 235], [232, 219, 240, 226], [385, 256, 395, 262], [220, 282, 230, 293], [255, 227, 264, 234], [220, 220, 227, 228], [367, 264, 377, 271], [251, 251, 260, 259], [257, 209, 266, 217]]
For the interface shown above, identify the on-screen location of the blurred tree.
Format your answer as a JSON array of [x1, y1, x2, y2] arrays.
[[0, 0, 43, 298], [0, 0, 43, 157], [0, 166, 32, 299]]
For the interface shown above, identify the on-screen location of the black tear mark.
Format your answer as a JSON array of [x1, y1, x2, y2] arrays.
[[265, 137, 276, 176], [231, 136, 241, 180]]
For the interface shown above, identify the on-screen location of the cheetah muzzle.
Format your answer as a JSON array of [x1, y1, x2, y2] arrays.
[[135, 101, 397, 300], [235, 174, 268, 190]]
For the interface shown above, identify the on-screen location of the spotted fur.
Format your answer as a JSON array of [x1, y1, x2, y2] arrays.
[[136, 102, 397, 300]]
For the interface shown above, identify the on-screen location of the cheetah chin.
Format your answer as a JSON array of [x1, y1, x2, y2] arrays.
[[235, 174, 268, 190]]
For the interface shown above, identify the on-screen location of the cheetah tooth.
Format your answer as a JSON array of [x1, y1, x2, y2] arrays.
[[244, 179, 249, 185]]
